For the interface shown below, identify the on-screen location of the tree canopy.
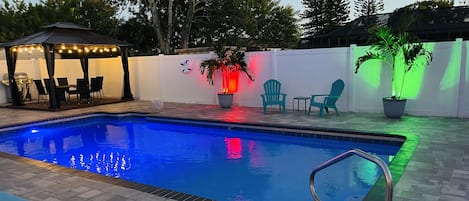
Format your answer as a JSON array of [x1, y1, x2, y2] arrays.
[[0, 0, 119, 42], [1, 0, 299, 55], [354, 0, 383, 18], [301, 0, 349, 37]]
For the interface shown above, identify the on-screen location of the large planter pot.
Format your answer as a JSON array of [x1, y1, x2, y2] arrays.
[[218, 93, 234, 108], [382, 97, 407, 118]]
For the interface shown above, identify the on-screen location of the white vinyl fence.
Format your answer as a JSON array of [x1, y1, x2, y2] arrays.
[[1, 39, 468, 118]]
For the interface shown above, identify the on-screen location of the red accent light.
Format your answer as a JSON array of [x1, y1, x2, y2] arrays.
[[222, 70, 239, 93], [225, 137, 242, 159]]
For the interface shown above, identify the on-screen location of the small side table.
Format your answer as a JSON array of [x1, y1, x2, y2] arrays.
[[293, 96, 311, 114]]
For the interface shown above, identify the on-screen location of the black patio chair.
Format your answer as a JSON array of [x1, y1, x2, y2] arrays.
[[33, 80, 47, 104], [43, 78, 52, 94], [96, 76, 104, 98], [76, 78, 91, 104], [57, 77, 78, 102], [90, 77, 100, 100]]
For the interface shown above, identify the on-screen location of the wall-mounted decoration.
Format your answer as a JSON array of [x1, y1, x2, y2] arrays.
[[180, 59, 192, 74]]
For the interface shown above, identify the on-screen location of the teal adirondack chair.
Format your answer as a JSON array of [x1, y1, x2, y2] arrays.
[[308, 79, 345, 117], [261, 79, 286, 114]]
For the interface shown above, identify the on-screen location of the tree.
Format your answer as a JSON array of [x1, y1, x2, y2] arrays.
[[388, 0, 454, 33], [0, 0, 36, 42], [205, 0, 299, 49], [0, 0, 120, 43], [113, 0, 207, 54], [301, 0, 349, 37], [116, 15, 158, 55], [354, 0, 383, 18]]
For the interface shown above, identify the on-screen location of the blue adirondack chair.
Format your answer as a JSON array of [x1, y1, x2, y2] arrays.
[[261, 79, 287, 114], [308, 79, 345, 117]]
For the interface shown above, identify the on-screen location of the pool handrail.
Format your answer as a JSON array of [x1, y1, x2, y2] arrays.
[[309, 148, 393, 201]]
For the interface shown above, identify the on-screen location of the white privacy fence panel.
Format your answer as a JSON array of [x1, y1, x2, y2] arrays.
[[2, 39, 469, 118], [275, 48, 351, 111]]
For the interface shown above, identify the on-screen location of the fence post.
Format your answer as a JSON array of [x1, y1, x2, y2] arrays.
[[348, 44, 357, 113], [457, 38, 467, 118], [271, 49, 278, 79]]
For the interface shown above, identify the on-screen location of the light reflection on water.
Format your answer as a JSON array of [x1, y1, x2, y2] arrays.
[[0, 116, 401, 201]]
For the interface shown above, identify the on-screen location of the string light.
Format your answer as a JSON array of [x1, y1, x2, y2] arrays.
[[10, 44, 120, 55]]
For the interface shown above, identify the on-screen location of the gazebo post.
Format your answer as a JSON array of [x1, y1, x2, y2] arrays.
[[43, 43, 59, 109], [120, 46, 133, 100], [80, 52, 90, 89], [4, 46, 23, 106]]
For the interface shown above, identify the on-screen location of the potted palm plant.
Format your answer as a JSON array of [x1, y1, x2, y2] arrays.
[[355, 26, 432, 118], [200, 43, 254, 108]]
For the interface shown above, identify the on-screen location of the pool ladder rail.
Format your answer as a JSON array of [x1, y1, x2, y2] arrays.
[[309, 148, 393, 201]]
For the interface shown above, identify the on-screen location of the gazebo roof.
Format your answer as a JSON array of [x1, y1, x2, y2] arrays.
[[0, 22, 128, 47]]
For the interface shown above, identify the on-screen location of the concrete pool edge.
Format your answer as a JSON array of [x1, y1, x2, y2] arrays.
[[0, 112, 418, 200], [0, 151, 214, 201]]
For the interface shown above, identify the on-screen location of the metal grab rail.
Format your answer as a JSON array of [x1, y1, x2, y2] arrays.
[[309, 148, 393, 201]]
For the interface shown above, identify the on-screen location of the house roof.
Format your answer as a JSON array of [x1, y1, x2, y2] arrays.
[[302, 6, 469, 48]]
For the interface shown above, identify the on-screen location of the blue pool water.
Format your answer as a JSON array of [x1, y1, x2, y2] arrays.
[[0, 115, 401, 201]]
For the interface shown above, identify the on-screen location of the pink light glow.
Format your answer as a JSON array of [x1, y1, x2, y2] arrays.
[[225, 137, 242, 159]]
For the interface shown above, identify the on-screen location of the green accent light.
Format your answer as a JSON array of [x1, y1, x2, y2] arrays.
[[354, 48, 382, 88], [362, 60, 383, 89], [440, 42, 461, 91], [401, 43, 436, 99]]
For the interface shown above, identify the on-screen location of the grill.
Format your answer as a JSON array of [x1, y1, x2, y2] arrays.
[[1, 72, 32, 102]]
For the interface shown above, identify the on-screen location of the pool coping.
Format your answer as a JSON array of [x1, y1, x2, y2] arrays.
[[0, 112, 418, 201]]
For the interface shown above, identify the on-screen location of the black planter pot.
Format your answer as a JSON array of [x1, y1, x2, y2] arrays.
[[218, 93, 234, 108], [382, 97, 407, 118]]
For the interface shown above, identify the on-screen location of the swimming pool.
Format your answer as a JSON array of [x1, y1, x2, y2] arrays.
[[0, 114, 402, 201]]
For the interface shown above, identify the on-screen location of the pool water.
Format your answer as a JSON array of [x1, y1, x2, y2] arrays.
[[0, 115, 401, 201]]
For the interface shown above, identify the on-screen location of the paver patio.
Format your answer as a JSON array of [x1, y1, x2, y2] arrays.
[[0, 100, 468, 201]]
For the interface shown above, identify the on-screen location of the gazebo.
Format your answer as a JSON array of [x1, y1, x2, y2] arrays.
[[0, 22, 133, 110]]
